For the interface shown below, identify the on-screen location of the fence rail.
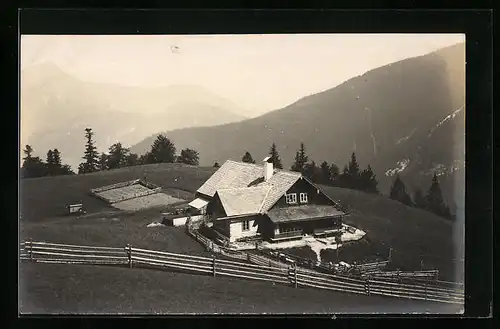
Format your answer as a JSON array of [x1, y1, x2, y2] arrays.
[[90, 179, 140, 194], [361, 269, 439, 279], [354, 260, 390, 272], [184, 221, 460, 293], [20, 240, 463, 305]]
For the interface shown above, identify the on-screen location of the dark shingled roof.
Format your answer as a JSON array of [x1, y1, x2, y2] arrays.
[[267, 205, 345, 224]]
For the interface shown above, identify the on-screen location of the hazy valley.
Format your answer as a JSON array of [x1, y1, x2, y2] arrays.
[[21, 63, 248, 169]]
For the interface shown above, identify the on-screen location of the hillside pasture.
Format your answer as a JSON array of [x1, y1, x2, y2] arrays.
[[20, 209, 210, 257], [19, 164, 462, 281], [20, 163, 215, 222], [320, 186, 463, 282], [19, 262, 461, 314]]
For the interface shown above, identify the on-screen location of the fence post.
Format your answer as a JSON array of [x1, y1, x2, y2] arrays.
[[28, 238, 33, 262], [212, 254, 217, 277], [247, 252, 250, 262], [424, 282, 427, 300], [364, 278, 371, 296], [294, 263, 298, 288], [126, 244, 132, 268]]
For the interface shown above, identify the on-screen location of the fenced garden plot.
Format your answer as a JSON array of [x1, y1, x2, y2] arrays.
[[89, 178, 184, 211], [112, 193, 184, 211], [20, 240, 464, 305]]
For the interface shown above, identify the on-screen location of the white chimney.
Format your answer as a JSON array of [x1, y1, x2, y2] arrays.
[[262, 156, 273, 181]]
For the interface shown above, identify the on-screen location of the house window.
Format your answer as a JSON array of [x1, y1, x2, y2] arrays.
[[242, 220, 250, 231], [299, 192, 308, 203], [285, 193, 297, 204]]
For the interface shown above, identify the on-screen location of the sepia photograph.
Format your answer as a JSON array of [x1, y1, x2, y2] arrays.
[[19, 33, 466, 315]]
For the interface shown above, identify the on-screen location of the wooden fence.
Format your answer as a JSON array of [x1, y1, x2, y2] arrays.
[[361, 269, 439, 279], [20, 240, 464, 305], [353, 260, 391, 273], [20, 241, 128, 265], [90, 180, 140, 194], [185, 222, 448, 287]]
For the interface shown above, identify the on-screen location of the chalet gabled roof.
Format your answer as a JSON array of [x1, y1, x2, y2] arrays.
[[197, 160, 301, 215], [197, 160, 267, 197], [216, 185, 271, 217], [197, 159, 346, 218]]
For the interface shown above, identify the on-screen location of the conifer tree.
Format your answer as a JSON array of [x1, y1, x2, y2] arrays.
[[389, 175, 413, 205], [241, 151, 256, 164], [52, 149, 62, 167], [348, 152, 360, 178], [329, 163, 340, 185], [268, 143, 283, 169], [319, 161, 331, 185], [360, 164, 379, 194], [45, 149, 56, 175], [21, 145, 46, 178], [60, 164, 75, 175], [44, 148, 73, 176], [107, 142, 130, 169], [303, 161, 320, 183], [291, 143, 308, 173], [125, 153, 140, 167], [98, 153, 108, 171], [78, 128, 99, 174], [147, 134, 176, 164], [338, 153, 361, 189], [22, 145, 33, 161], [425, 173, 451, 219], [46, 149, 54, 165], [178, 148, 199, 165]]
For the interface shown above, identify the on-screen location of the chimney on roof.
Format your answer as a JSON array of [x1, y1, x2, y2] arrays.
[[262, 156, 273, 181]]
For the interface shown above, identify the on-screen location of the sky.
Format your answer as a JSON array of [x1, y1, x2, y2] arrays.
[[21, 34, 465, 116]]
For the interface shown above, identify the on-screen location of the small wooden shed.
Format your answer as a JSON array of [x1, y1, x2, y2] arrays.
[[67, 203, 86, 215]]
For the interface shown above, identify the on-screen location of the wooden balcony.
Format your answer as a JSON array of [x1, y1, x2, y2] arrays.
[[270, 229, 304, 242], [313, 227, 342, 238]]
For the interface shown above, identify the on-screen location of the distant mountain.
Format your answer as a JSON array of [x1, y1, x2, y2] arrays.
[[21, 63, 247, 169], [131, 43, 465, 212]]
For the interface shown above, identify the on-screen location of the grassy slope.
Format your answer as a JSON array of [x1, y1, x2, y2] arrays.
[[20, 211, 210, 256], [20, 164, 462, 281], [19, 263, 460, 314], [20, 163, 213, 221], [20, 163, 215, 255], [319, 186, 462, 282]]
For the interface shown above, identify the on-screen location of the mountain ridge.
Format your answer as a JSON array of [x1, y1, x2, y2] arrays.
[[21, 63, 248, 169], [130, 42, 465, 211]]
